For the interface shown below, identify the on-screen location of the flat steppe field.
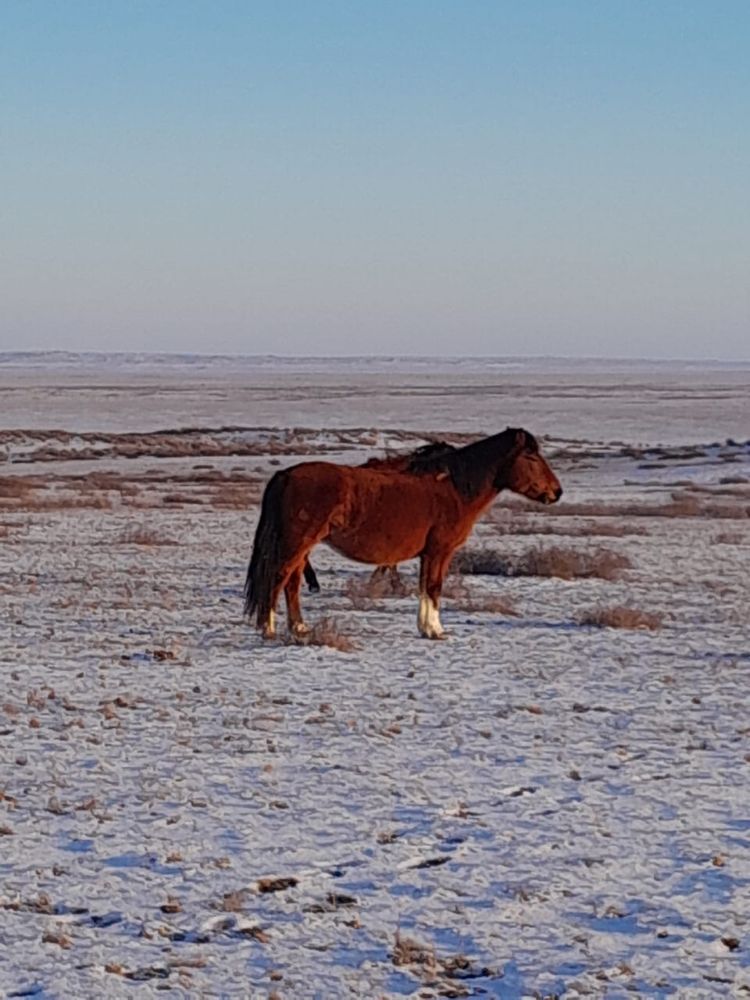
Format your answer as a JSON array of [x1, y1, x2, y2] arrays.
[[1, 357, 748, 999]]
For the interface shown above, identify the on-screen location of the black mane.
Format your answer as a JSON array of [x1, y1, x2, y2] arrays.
[[410, 440, 455, 461], [409, 428, 536, 499]]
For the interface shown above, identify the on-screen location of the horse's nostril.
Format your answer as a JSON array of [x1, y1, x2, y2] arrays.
[[555, 486, 563, 501]]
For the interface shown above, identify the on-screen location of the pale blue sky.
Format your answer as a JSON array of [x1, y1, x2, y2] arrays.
[[2, 1, 748, 358]]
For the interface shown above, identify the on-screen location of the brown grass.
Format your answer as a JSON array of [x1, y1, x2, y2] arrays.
[[515, 546, 632, 580], [714, 531, 746, 545], [0, 477, 33, 499], [578, 605, 663, 629], [117, 525, 177, 546], [161, 492, 205, 506], [452, 549, 512, 576], [345, 568, 410, 607], [220, 890, 248, 912], [532, 492, 749, 520], [391, 931, 482, 989], [288, 617, 357, 652], [0, 468, 266, 512], [80, 472, 123, 490], [392, 932, 437, 974], [256, 876, 298, 894], [441, 577, 518, 616], [207, 480, 263, 509], [454, 545, 631, 581], [0, 476, 117, 511], [491, 516, 646, 538]]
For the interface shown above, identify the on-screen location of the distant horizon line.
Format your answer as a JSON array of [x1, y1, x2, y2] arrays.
[[0, 349, 748, 366]]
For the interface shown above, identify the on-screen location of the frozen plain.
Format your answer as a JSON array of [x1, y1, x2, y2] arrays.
[[0, 355, 749, 999]]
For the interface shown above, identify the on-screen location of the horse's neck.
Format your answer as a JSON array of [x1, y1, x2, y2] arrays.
[[444, 434, 512, 502], [469, 484, 500, 515], [449, 479, 499, 523]]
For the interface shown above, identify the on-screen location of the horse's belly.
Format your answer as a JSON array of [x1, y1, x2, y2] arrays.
[[326, 527, 423, 565]]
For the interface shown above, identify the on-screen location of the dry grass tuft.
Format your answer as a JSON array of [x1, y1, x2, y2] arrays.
[[452, 549, 513, 576], [345, 567, 410, 607], [0, 476, 118, 511], [289, 617, 357, 652], [161, 492, 205, 506], [391, 931, 482, 991], [441, 577, 518, 616], [220, 889, 248, 912], [368, 566, 410, 597], [714, 531, 746, 545], [256, 876, 298, 894], [0, 477, 34, 500], [468, 594, 519, 616], [578, 605, 663, 630], [491, 516, 647, 538], [514, 545, 632, 580], [536, 492, 749, 521], [207, 480, 263, 509], [392, 932, 437, 975], [117, 525, 178, 546], [580, 521, 646, 537], [454, 545, 631, 581], [344, 581, 375, 610]]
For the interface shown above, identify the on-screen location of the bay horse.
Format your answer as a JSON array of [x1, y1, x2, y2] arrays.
[[244, 428, 561, 639], [301, 440, 455, 593]]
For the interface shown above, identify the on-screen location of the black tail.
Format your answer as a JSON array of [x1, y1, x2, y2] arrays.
[[244, 470, 287, 626]]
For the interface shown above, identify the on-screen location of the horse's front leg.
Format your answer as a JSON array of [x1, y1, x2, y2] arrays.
[[417, 550, 453, 640], [285, 564, 309, 637]]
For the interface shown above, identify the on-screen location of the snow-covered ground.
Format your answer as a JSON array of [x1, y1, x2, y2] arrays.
[[1, 356, 749, 999], [1, 352, 749, 444]]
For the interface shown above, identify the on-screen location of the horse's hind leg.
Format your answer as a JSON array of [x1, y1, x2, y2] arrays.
[[285, 562, 309, 636], [417, 549, 453, 639], [261, 559, 306, 639], [265, 533, 330, 638], [254, 469, 343, 637]]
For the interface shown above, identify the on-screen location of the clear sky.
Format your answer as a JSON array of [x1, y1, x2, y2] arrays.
[[2, 1, 748, 359]]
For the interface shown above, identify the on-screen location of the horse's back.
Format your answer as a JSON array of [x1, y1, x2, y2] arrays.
[[281, 461, 352, 510]]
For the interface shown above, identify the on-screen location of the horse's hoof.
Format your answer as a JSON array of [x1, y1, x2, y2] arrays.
[[308, 584, 321, 594], [419, 630, 450, 641], [291, 622, 310, 637]]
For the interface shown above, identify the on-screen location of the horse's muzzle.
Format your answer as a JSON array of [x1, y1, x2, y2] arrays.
[[540, 486, 563, 504]]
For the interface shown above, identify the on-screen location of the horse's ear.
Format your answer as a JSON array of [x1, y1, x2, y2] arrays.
[[514, 429, 526, 451]]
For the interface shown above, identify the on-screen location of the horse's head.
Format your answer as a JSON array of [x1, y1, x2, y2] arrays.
[[500, 429, 562, 504]]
